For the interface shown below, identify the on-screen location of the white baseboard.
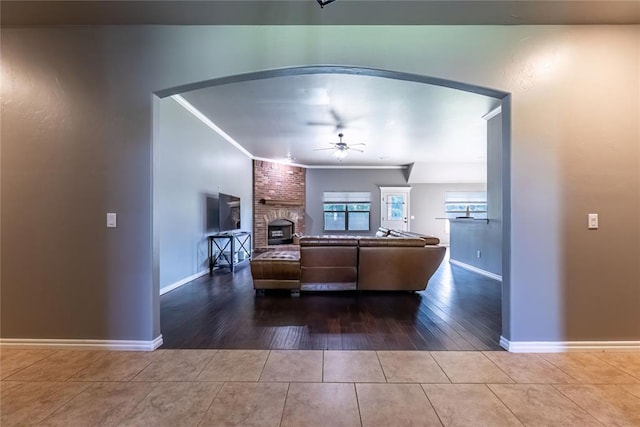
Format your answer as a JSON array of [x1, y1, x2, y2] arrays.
[[500, 336, 640, 353], [0, 335, 163, 351], [449, 259, 502, 281], [160, 270, 208, 295]]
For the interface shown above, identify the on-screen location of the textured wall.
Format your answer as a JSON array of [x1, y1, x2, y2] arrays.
[[1, 26, 638, 344]]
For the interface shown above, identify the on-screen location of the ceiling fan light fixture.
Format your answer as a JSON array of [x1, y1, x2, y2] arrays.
[[332, 149, 348, 160]]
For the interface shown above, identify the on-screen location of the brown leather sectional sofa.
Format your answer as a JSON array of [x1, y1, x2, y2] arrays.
[[250, 229, 446, 292]]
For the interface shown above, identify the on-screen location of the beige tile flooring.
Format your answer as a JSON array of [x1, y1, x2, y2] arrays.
[[1, 348, 640, 426]]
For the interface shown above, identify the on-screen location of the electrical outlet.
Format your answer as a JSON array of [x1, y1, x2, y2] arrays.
[[477, 250, 481, 258]]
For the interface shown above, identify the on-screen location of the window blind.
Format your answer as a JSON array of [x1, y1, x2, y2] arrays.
[[323, 192, 371, 202]]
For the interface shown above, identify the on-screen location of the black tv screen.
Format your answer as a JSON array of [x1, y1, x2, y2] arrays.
[[206, 196, 220, 233], [219, 193, 241, 231]]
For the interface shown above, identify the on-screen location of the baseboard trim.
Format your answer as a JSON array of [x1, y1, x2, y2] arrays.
[[160, 270, 208, 295], [0, 335, 164, 351], [449, 259, 502, 281], [500, 336, 640, 352]]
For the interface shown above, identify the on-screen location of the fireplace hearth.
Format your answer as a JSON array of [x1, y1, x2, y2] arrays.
[[268, 219, 294, 245]]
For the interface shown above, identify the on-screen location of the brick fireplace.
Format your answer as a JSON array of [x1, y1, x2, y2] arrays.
[[253, 160, 306, 249]]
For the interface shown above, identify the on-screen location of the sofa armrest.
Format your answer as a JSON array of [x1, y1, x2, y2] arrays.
[[387, 230, 440, 245]]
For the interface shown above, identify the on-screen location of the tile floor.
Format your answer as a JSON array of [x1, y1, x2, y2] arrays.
[[1, 348, 640, 426]]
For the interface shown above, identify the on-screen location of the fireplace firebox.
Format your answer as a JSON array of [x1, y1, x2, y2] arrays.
[[268, 219, 294, 245]]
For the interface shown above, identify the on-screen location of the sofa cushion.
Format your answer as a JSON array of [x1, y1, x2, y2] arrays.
[[300, 246, 358, 266], [300, 245, 358, 285]]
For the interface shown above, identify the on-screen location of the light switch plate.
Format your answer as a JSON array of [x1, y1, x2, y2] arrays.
[[588, 213, 598, 229], [107, 212, 117, 228]]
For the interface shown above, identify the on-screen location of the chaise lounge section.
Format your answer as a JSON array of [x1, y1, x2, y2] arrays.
[[250, 250, 301, 290]]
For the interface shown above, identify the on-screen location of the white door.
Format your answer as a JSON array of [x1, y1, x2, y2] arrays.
[[380, 187, 411, 231]]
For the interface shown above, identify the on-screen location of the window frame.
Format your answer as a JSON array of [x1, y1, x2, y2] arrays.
[[323, 201, 371, 232]]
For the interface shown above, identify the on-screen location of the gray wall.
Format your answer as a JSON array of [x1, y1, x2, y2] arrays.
[[410, 183, 487, 244], [305, 168, 407, 235], [450, 219, 503, 275], [307, 169, 485, 244], [449, 112, 503, 276], [1, 26, 638, 344], [155, 97, 253, 293]]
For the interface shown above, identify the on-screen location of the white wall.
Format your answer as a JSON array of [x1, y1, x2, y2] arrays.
[[155, 97, 253, 293], [410, 183, 487, 244]]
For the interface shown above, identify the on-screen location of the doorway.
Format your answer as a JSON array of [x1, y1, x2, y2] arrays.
[[380, 186, 411, 231]]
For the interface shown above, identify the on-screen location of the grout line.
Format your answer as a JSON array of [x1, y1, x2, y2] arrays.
[[31, 380, 94, 424], [428, 352, 453, 384], [127, 355, 158, 383], [278, 382, 291, 427], [479, 351, 517, 383], [374, 351, 388, 383], [550, 382, 606, 423], [419, 383, 445, 427], [257, 350, 271, 382], [591, 353, 640, 381], [1, 349, 61, 380], [118, 380, 163, 424], [192, 350, 218, 381], [353, 382, 364, 427], [485, 383, 526, 426], [197, 381, 226, 427], [537, 354, 582, 383]]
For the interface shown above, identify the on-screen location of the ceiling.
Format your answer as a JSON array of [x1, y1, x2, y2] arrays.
[[2, 0, 639, 26], [180, 73, 501, 167]]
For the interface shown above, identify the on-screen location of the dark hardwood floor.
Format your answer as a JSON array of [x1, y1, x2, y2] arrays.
[[160, 251, 503, 350]]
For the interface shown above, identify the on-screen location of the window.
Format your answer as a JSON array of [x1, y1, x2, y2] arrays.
[[444, 191, 488, 220], [387, 195, 405, 221], [323, 192, 371, 231]]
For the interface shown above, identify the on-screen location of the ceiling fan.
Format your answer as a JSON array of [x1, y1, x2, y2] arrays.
[[306, 108, 360, 132], [313, 133, 365, 160], [316, 0, 337, 8]]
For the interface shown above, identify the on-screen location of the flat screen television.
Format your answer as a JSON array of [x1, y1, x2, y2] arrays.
[[219, 193, 241, 231], [205, 195, 220, 233]]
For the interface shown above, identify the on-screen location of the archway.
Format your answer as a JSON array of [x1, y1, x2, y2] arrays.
[[153, 65, 511, 347]]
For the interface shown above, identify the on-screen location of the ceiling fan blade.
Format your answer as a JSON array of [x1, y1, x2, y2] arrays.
[[347, 143, 366, 147], [329, 108, 343, 124], [348, 147, 364, 153], [306, 121, 335, 127], [313, 147, 336, 151]]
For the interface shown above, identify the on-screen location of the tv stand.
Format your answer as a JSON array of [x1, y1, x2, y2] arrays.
[[208, 231, 251, 274]]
